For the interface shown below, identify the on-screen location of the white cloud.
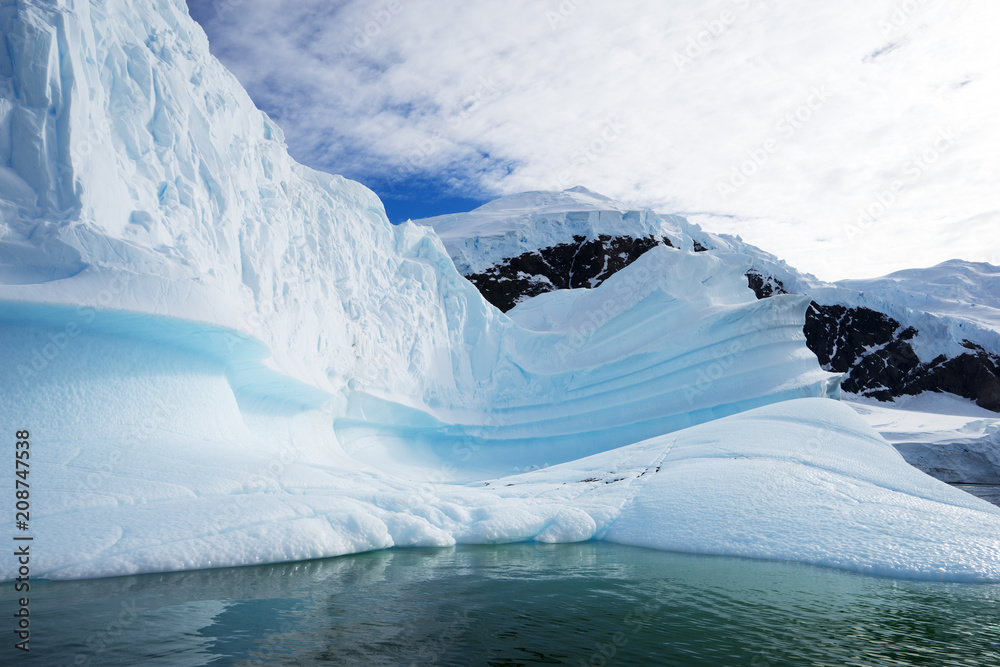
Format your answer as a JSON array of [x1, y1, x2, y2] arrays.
[[190, 0, 1000, 281]]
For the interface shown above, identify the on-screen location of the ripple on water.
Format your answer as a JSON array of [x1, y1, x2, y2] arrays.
[[4, 542, 1000, 666]]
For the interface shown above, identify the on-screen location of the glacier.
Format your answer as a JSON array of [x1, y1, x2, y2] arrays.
[[1, 0, 999, 582]]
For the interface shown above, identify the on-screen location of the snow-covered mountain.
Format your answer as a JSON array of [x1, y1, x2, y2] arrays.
[[426, 187, 700, 311], [417, 191, 1000, 488], [419, 192, 1000, 413], [746, 259, 1000, 413], [1, 1, 999, 582]]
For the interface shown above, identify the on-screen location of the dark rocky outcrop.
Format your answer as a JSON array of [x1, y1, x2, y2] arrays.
[[466, 234, 674, 312], [745, 269, 786, 299], [803, 303, 910, 376], [911, 345, 1000, 411], [740, 270, 1000, 411], [787, 282, 1000, 412]]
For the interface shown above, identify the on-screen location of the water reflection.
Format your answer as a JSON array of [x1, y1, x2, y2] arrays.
[[4, 543, 999, 666]]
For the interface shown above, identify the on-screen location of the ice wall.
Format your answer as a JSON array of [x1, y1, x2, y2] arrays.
[[0, 0, 501, 409]]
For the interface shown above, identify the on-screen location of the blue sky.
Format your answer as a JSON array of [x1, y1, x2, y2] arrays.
[[185, 0, 1000, 280], [185, 0, 497, 223]]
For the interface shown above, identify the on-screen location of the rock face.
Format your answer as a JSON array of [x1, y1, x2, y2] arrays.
[[745, 272, 1000, 411], [745, 269, 786, 299], [467, 234, 674, 312]]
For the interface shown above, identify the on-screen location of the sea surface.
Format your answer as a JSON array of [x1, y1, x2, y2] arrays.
[[4, 542, 999, 666]]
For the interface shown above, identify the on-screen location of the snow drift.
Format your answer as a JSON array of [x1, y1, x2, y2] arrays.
[[1, 0, 999, 582]]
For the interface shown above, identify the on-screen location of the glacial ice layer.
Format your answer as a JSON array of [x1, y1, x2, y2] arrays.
[[1, 0, 999, 582]]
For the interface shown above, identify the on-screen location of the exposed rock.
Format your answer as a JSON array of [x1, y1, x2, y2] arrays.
[[745, 269, 787, 299], [467, 234, 674, 312], [796, 294, 1000, 412], [802, 303, 914, 381], [914, 349, 1000, 412]]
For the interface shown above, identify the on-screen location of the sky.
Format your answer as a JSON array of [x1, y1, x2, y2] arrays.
[[186, 0, 1000, 282]]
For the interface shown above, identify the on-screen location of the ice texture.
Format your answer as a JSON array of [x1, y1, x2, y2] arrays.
[[1, 0, 999, 582], [418, 186, 701, 275]]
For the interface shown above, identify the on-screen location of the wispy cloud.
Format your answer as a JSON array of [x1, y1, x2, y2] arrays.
[[187, 0, 1000, 280]]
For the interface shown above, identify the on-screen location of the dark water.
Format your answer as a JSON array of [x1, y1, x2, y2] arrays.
[[952, 483, 1000, 507], [3, 543, 999, 666]]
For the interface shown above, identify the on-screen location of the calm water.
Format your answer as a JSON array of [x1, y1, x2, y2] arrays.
[[952, 483, 1000, 507], [4, 543, 999, 666]]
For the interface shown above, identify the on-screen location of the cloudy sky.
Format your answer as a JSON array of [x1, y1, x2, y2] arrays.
[[186, 0, 999, 281]]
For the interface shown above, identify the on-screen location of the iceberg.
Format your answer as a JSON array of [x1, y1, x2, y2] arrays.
[[1, 0, 999, 582]]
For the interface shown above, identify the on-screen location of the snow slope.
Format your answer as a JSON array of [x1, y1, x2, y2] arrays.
[[2, 0, 999, 582], [839, 260, 1000, 353], [715, 241, 1000, 410], [735, 252, 1000, 366], [9, 381, 1000, 582], [422, 186, 699, 276], [848, 393, 1000, 485]]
